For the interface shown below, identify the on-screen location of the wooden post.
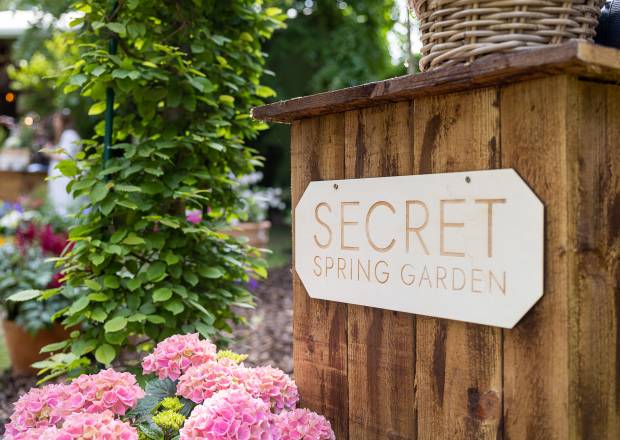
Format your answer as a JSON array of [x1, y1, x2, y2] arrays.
[[253, 42, 620, 439]]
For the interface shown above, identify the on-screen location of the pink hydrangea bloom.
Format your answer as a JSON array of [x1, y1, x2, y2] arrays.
[[186, 209, 203, 224], [244, 366, 299, 413], [69, 368, 144, 415], [56, 411, 138, 440], [4, 383, 76, 435], [177, 361, 248, 403], [273, 409, 335, 440], [142, 333, 217, 380], [180, 389, 273, 440], [4, 425, 62, 440]]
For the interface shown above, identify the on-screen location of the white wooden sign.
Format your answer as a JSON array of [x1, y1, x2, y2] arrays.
[[294, 169, 544, 328]]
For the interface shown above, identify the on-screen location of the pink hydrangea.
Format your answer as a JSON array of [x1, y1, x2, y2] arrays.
[[3, 383, 77, 435], [180, 389, 273, 440], [55, 411, 138, 440], [142, 333, 217, 380], [273, 409, 335, 440], [69, 368, 144, 415], [177, 361, 248, 403], [186, 209, 203, 224], [4, 425, 62, 440], [245, 366, 299, 413]]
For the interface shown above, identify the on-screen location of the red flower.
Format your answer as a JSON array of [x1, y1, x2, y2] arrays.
[[16, 222, 37, 249], [47, 271, 64, 288], [39, 224, 69, 256]]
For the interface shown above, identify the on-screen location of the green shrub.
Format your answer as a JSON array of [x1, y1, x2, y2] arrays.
[[31, 0, 285, 378]]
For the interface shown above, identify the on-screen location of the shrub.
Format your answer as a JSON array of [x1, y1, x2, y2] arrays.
[[26, 0, 285, 377]]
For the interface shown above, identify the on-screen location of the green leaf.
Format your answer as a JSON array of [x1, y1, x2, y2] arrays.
[[7, 289, 41, 302], [91, 254, 105, 266], [146, 315, 165, 324], [127, 313, 147, 322], [85, 279, 102, 291], [106, 22, 126, 35], [115, 184, 142, 192], [91, 182, 110, 203], [153, 287, 173, 302], [265, 6, 282, 16], [122, 233, 146, 245], [88, 292, 110, 302], [41, 340, 69, 353], [90, 308, 108, 322], [72, 339, 97, 356], [164, 300, 184, 315], [219, 95, 234, 106], [255, 85, 276, 98], [110, 229, 127, 243], [164, 253, 180, 265], [200, 266, 224, 279], [127, 277, 142, 291], [183, 272, 199, 286], [68, 296, 90, 315], [56, 160, 79, 177], [104, 316, 128, 333], [88, 101, 106, 116], [147, 262, 166, 281], [95, 344, 116, 365], [103, 275, 120, 289]]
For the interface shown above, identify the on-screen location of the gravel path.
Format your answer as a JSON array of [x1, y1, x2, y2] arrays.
[[0, 266, 294, 432]]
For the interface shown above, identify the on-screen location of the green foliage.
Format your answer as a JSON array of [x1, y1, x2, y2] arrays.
[[32, 0, 284, 379], [254, 0, 404, 189], [269, 0, 401, 94], [0, 244, 76, 335], [130, 380, 193, 440]]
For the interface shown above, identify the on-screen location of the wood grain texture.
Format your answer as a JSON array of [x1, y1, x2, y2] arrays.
[[343, 102, 416, 439], [291, 114, 348, 439], [566, 80, 620, 439], [413, 89, 503, 440], [500, 77, 571, 440], [252, 42, 620, 124]]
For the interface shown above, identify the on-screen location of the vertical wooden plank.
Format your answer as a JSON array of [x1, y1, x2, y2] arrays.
[[566, 80, 620, 439], [291, 114, 348, 439], [501, 76, 570, 440], [344, 102, 417, 439], [604, 84, 620, 439], [413, 89, 503, 440]]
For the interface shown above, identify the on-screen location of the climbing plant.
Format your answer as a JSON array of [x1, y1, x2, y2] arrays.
[[23, 0, 286, 378]]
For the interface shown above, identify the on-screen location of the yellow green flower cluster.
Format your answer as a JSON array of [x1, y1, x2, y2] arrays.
[[216, 350, 248, 364]]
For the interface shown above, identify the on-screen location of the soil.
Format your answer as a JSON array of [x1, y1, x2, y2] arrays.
[[0, 265, 294, 433], [229, 265, 293, 375]]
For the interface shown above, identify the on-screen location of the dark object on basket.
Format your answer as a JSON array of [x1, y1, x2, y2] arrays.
[[596, 0, 620, 48]]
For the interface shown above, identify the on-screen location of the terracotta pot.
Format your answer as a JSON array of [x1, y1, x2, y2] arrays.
[[2, 320, 70, 375], [224, 221, 271, 248]]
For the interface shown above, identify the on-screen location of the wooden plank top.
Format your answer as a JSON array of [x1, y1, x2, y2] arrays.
[[251, 42, 620, 123]]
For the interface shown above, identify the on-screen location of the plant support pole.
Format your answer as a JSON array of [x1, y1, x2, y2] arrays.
[[103, 4, 118, 166]]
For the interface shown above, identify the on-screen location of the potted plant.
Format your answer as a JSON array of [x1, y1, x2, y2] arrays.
[[0, 203, 75, 374], [224, 172, 285, 248]]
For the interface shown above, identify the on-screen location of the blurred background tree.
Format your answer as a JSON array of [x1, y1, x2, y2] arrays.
[[254, 0, 409, 191]]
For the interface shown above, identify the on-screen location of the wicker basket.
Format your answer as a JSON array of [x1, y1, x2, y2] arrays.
[[410, 0, 604, 71]]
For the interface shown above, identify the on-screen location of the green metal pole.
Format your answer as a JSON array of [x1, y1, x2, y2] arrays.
[[102, 4, 118, 166]]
